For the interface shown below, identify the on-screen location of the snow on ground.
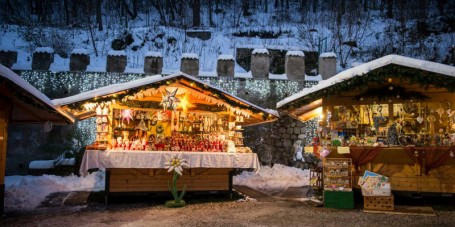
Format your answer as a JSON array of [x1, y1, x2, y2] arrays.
[[4, 171, 105, 211], [4, 164, 309, 211], [233, 164, 310, 196]]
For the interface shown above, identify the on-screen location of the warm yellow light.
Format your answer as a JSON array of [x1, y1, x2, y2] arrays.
[[178, 93, 194, 113]]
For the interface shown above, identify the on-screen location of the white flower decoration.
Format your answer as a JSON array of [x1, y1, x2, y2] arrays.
[[165, 154, 190, 175]]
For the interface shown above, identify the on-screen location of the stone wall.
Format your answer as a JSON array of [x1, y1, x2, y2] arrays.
[[32, 52, 53, 71], [0, 50, 17, 68], [106, 55, 127, 73], [70, 53, 90, 72], [144, 56, 163, 75]]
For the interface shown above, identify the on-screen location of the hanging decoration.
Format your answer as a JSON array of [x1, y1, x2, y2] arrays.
[[121, 109, 134, 124], [160, 88, 180, 111]]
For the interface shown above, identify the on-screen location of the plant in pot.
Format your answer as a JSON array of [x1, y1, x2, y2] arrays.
[[164, 154, 190, 208]]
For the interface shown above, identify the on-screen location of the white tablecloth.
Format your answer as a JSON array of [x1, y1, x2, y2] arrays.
[[80, 150, 260, 176]]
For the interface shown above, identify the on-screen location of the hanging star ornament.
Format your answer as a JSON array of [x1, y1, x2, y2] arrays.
[[161, 88, 180, 111], [121, 109, 134, 125]]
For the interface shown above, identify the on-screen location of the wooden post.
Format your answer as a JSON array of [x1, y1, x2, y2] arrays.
[[0, 98, 12, 216]]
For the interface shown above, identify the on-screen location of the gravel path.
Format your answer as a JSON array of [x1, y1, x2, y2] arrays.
[[2, 196, 455, 227]]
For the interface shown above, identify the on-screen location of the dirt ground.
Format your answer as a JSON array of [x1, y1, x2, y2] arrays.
[[2, 191, 455, 227]]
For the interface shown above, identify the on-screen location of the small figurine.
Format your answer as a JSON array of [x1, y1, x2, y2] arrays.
[[293, 140, 305, 169]]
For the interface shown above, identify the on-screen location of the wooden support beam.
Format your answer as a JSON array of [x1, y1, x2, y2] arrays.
[[0, 97, 12, 216]]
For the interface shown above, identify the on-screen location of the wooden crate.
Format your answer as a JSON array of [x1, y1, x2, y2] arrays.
[[364, 195, 394, 211]]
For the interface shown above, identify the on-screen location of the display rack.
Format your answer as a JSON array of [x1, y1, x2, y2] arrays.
[[323, 158, 352, 192]]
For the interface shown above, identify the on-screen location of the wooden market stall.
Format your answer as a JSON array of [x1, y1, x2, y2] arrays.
[[0, 64, 75, 215], [53, 72, 277, 196], [277, 54, 455, 194]]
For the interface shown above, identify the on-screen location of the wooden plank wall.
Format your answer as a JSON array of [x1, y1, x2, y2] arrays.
[[108, 168, 232, 192]]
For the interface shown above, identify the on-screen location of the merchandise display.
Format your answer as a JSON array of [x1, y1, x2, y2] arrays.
[[323, 158, 352, 192]]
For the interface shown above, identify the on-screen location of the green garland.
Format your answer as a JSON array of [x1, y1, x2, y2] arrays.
[[67, 76, 266, 117], [280, 64, 455, 111]]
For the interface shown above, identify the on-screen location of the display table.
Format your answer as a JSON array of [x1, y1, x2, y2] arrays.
[[80, 150, 260, 194]]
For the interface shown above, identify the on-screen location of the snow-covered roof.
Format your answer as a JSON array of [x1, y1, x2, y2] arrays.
[[71, 48, 89, 55], [277, 54, 455, 108], [182, 53, 199, 59], [34, 47, 54, 54], [145, 51, 162, 57], [252, 49, 269, 55], [0, 64, 75, 123], [52, 72, 278, 118], [218, 54, 235, 60], [319, 52, 336, 58], [107, 50, 126, 56], [286, 51, 305, 57]]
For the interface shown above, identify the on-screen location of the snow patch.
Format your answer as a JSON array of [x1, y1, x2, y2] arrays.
[[182, 53, 199, 59], [34, 47, 54, 54], [199, 70, 217, 77], [234, 71, 253, 79], [269, 73, 288, 80], [286, 50, 305, 57], [218, 54, 235, 60], [319, 52, 336, 58], [145, 51, 162, 57], [71, 49, 89, 55], [305, 74, 322, 81], [107, 50, 126, 56], [5, 171, 105, 211], [234, 164, 310, 195], [252, 49, 269, 55], [29, 160, 54, 169]]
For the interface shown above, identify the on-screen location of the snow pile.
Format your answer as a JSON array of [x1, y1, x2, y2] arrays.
[[34, 47, 54, 54], [233, 164, 310, 195], [319, 52, 336, 58], [4, 171, 105, 211], [286, 50, 305, 57]]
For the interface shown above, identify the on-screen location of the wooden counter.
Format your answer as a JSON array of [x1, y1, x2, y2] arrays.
[[326, 146, 455, 194]]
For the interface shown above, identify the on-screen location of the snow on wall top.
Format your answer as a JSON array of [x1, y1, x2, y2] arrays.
[[319, 52, 336, 58], [71, 49, 89, 55], [34, 47, 54, 54], [277, 54, 455, 108], [218, 54, 235, 60], [145, 51, 162, 57], [52, 72, 278, 117], [0, 64, 74, 122], [269, 73, 288, 80], [286, 51, 305, 57], [107, 50, 126, 56], [182, 53, 199, 59], [252, 49, 269, 55]]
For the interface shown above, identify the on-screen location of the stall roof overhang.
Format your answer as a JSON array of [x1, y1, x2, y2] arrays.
[[52, 72, 279, 126], [277, 54, 455, 117], [0, 64, 75, 124]]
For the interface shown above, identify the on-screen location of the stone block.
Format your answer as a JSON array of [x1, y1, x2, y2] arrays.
[[298, 134, 306, 139], [286, 128, 294, 134], [251, 49, 269, 79], [70, 50, 90, 72], [216, 55, 235, 77], [0, 50, 17, 68], [279, 128, 286, 134], [181, 53, 199, 76], [32, 47, 54, 71], [285, 51, 305, 81], [269, 49, 286, 74], [282, 134, 290, 139], [106, 50, 127, 73], [294, 127, 300, 134], [291, 135, 297, 139], [283, 139, 293, 148], [144, 55, 163, 75], [319, 52, 337, 80], [235, 48, 253, 71]]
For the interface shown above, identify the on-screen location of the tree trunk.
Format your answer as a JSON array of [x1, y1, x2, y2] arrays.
[[437, 0, 447, 15], [312, 0, 318, 13], [192, 0, 201, 27], [96, 0, 103, 31], [242, 1, 251, 17], [386, 0, 393, 18], [264, 0, 268, 12], [208, 0, 214, 26]]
